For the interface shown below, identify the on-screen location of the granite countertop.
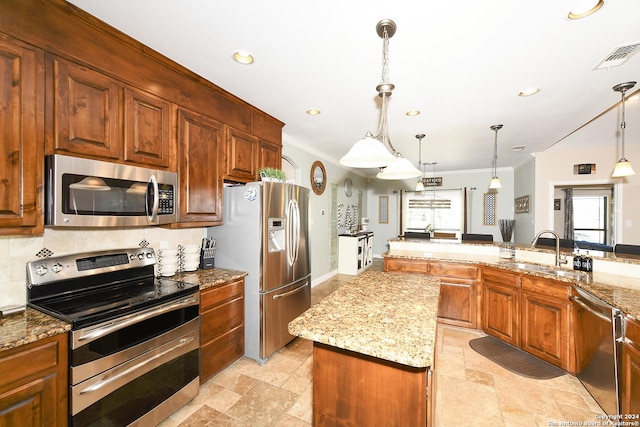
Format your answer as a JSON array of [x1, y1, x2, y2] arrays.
[[385, 248, 640, 322], [172, 267, 247, 290], [0, 308, 71, 352], [289, 270, 440, 368]]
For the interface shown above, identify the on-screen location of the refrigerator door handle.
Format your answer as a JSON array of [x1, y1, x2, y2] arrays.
[[272, 280, 308, 299], [286, 199, 298, 267]]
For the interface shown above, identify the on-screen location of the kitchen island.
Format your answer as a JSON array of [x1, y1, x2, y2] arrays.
[[288, 270, 440, 426]]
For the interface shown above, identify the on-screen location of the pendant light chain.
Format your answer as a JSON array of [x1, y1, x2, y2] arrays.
[[380, 27, 390, 85], [620, 87, 627, 160]]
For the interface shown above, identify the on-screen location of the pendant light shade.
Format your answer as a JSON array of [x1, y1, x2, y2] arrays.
[[377, 155, 421, 180], [611, 81, 636, 177], [340, 132, 396, 168], [489, 124, 503, 189], [339, 19, 420, 179]]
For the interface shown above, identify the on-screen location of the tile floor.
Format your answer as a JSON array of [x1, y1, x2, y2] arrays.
[[159, 260, 604, 426]]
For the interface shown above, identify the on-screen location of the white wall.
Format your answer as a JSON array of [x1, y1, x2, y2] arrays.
[[534, 143, 640, 244], [513, 157, 536, 244]]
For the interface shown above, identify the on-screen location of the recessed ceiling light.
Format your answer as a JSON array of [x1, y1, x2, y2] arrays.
[[512, 145, 527, 152], [406, 110, 421, 116], [306, 109, 321, 115], [232, 50, 254, 65], [518, 87, 540, 97], [568, 0, 605, 19]]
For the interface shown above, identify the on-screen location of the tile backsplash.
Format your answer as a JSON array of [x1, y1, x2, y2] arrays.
[[0, 226, 207, 308]]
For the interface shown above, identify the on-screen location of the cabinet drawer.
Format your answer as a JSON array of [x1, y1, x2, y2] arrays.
[[200, 279, 244, 311], [201, 325, 244, 382], [384, 258, 429, 273], [201, 297, 244, 343], [0, 338, 60, 388], [482, 267, 519, 287], [430, 262, 477, 279], [521, 276, 571, 300]]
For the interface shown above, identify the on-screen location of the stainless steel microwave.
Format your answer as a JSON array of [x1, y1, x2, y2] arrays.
[[45, 154, 178, 227]]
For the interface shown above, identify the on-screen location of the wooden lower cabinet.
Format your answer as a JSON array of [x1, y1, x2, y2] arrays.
[[482, 267, 520, 346], [621, 316, 640, 414], [199, 278, 245, 383], [520, 276, 571, 369], [313, 342, 431, 427], [384, 257, 429, 273], [0, 333, 68, 426], [431, 263, 479, 328]]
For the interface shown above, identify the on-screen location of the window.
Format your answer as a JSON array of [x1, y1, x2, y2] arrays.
[[403, 189, 462, 236], [573, 195, 607, 244]]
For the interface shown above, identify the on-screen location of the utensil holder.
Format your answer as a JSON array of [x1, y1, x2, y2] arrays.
[[200, 248, 215, 269]]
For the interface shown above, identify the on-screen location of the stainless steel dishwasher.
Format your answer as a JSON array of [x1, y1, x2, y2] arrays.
[[571, 287, 623, 416]]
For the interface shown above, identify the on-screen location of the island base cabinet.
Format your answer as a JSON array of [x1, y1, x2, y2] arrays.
[[621, 316, 640, 414], [313, 342, 430, 427]]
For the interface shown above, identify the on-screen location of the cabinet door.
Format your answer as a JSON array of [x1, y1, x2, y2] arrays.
[[124, 87, 173, 169], [437, 281, 477, 328], [482, 268, 519, 346], [0, 35, 43, 235], [431, 263, 478, 328], [621, 317, 640, 414], [258, 139, 282, 171], [521, 291, 569, 368], [0, 334, 68, 426], [224, 126, 258, 182], [176, 109, 223, 225], [47, 55, 121, 160]]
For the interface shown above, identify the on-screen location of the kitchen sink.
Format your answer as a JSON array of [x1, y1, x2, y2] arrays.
[[502, 262, 551, 272], [502, 262, 588, 282]]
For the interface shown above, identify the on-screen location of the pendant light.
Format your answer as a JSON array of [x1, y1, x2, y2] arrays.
[[415, 134, 426, 191], [340, 19, 420, 180], [611, 81, 636, 177], [489, 124, 503, 189]]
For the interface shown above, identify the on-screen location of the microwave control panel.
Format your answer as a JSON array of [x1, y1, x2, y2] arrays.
[[158, 184, 174, 214]]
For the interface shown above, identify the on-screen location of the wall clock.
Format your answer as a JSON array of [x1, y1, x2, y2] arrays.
[[344, 178, 353, 197]]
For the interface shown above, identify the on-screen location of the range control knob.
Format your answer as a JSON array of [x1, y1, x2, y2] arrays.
[[51, 263, 64, 273], [146, 252, 153, 258], [129, 254, 136, 260], [137, 253, 144, 260], [35, 265, 48, 276]]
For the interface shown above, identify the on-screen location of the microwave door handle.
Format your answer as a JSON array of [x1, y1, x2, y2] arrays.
[[147, 175, 159, 223]]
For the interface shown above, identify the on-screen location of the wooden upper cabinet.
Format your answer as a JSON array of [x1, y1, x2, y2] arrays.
[[0, 34, 44, 235], [258, 139, 282, 171], [224, 126, 259, 182], [47, 54, 122, 160], [124, 87, 173, 169], [175, 108, 223, 226]]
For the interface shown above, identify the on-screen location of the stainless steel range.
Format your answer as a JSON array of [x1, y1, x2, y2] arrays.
[[27, 248, 200, 427]]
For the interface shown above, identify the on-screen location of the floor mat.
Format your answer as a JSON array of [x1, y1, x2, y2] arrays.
[[469, 335, 565, 379]]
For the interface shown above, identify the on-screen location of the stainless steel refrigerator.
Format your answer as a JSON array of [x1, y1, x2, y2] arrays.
[[208, 181, 311, 364]]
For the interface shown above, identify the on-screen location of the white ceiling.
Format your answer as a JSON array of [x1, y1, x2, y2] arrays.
[[68, 0, 640, 176]]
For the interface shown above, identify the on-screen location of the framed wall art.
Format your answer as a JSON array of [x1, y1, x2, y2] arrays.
[[483, 193, 496, 226]]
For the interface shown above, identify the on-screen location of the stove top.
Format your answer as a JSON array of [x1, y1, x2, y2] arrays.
[[26, 248, 198, 329]]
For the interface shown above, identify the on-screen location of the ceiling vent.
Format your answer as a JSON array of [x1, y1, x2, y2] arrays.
[[593, 42, 640, 70]]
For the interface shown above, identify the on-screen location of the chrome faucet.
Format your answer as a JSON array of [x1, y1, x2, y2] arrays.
[[531, 230, 568, 268]]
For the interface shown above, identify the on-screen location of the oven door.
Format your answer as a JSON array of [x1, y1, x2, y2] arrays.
[[70, 294, 200, 426], [46, 154, 178, 227]]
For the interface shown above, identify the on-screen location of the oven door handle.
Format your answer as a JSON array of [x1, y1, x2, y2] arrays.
[[76, 296, 198, 344], [570, 295, 612, 323], [78, 335, 196, 395]]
